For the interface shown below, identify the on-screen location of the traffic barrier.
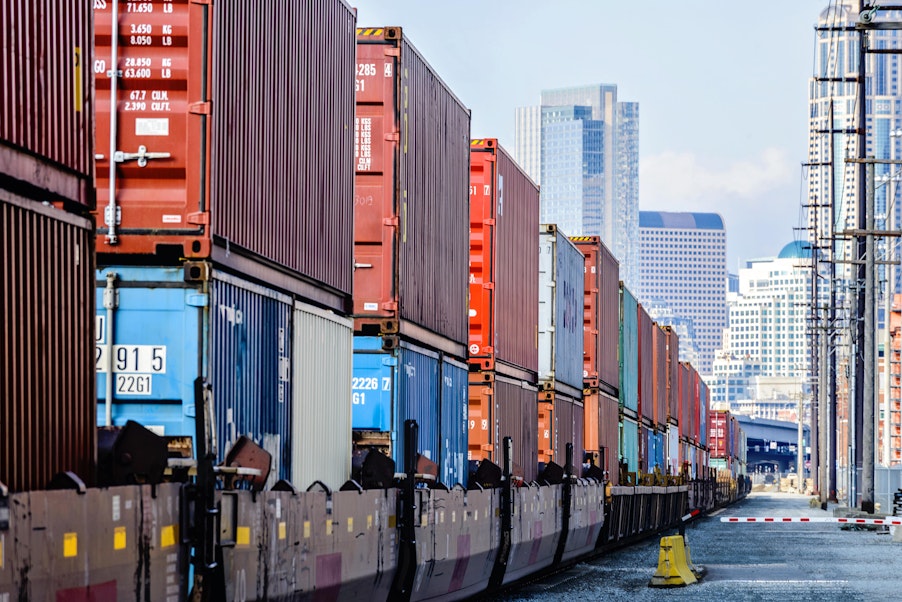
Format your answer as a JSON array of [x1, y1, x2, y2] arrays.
[[648, 535, 697, 587], [720, 516, 902, 525]]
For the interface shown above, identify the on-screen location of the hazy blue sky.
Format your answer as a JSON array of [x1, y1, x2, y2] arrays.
[[354, 1, 831, 270]]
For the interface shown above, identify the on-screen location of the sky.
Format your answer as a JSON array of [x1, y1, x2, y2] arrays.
[[354, 0, 831, 271]]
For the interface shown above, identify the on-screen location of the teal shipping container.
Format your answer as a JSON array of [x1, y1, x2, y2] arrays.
[[619, 285, 639, 414], [620, 416, 640, 475]]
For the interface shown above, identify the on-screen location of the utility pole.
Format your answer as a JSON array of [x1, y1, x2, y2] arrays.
[[855, 0, 869, 512]]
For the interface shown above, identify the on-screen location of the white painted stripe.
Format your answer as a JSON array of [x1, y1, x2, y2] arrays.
[[720, 516, 902, 525]]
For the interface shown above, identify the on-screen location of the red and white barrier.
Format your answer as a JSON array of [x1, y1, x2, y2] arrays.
[[720, 516, 902, 526]]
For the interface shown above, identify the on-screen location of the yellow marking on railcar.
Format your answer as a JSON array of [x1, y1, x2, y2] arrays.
[[367, 515, 373, 530], [347, 517, 354, 533], [278, 522, 287, 541], [236, 527, 250, 546], [114, 526, 127, 550], [304, 521, 311, 538], [63, 532, 78, 558], [161, 525, 176, 548], [326, 520, 333, 536]]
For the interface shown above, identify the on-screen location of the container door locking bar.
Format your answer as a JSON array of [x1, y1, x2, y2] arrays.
[[114, 145, 171, 168]]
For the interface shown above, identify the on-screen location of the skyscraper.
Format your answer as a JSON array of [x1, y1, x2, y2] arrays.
[[636, 211, 727, 375], [515, 84, 639, 291]]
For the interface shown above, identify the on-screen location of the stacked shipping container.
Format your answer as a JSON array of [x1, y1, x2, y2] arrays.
[[466, 140, 541, 481], [352, 27, 471, 485], [92, 0, 358, 490], [1, 1, 96, 492]]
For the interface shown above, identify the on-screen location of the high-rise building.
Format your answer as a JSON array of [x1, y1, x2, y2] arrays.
[[515, 84, 639, 291], [710, 242, 815, 407], [636, 211, 727, 375]]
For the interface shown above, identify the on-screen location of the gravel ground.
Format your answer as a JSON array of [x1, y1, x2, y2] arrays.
[[494, 491, 902, 601]]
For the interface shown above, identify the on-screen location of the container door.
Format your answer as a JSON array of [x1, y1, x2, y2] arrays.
[[397, 344, 440, 471], [352, 346, 395, 432], [440, 356, 469, 487]]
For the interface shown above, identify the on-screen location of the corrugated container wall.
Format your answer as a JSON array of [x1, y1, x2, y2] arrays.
[[440, 357, 469, 486], [652, 324, 668, 427], [1, 1, 94, 206], [538, 392, 583, 467], [571, 237, 620, 396], [354, 28, 470, 349], [698, 378, 709, 447], [96, 267, 296, 489], [469, 375, 539, 482], [710, 411, 729, 458], [637, 304, 654, 425], [292, 302, 353, 490], [679, 363, 691, 438], [2, 197, 95, 492], [597, 392, 620, 483], [665, 327, 680, 423], [468, 139, 539, 377], [538, 225, 584, 392], [620, 416, 640, 476], [92, 0, 355, 309], [619, 285, 639, 415]]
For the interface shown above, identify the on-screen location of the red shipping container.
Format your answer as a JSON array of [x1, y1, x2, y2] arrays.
[[591, 391, 621, 483], [93, 0, 356, 311], [637, 304, 654, 425], [1, 0, 93, 207], [665, 327, 680, 424], [469, 139, 539, 378], [354, 27, 471, 354], [537, 390, 583, 467], [652, 324, 668, 428], [469, 373, 538, 482], [2, 195, 96, 492], [571, 237, 619, 396], [679, 362, 691, 438], [709, 411, 729, 458]]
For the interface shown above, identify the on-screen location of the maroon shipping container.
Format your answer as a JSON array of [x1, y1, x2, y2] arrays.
[[665, 326, 680, 424], [538, 391, 583, 468], [652, 324, 667, 428], [354, 27, 471, 356], [709, 411, 729, 458], [468, 139, 539, 379], [571, 237, 619, 396], [637, 304, 654, 425], [469, 374, 538, 482], [2, 193, 95, 492], [1, 0, 93, 207], [679, 362, 691, 439], [93, 0, 355, 312], [596, 392, 620, 484]]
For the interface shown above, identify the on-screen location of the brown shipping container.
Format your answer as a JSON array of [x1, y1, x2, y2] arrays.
[[468, 139, 539, 377], [637, 304, 654, 424], [652, 324, 667, 427], [597, 392, 620, 484], [679, 362, 691, 437], [93, 0, 355, 310], [665, 326, 679, 423], [1, 0, 93, 206], [571, 237, 619, 395], [2, 194, 95, 492], [468, 374, 538, 482], [537, 390, 583, 467], [354, 28, 471, 353]]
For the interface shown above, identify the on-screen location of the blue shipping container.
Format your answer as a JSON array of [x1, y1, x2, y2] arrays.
[[352, 337, 468, 486], [538, 225, 584, 391], [96, 266, 292, 485], [620, 417, 639, 475], [619, 285, 639, 414]]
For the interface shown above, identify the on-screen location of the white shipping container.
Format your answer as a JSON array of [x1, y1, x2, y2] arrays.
[[292, 300, 353, 490], [666, 424, 680, 476]]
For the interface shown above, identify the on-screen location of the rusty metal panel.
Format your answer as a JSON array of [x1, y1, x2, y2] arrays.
[[468, 139, 539, 376], [1, 0, 93, 206], [93, 0, 355, 306], [503, 484, 561, 586], [637, 304, 654, 425], [354, 28, 470, 346], [1, 194, 95, 492]]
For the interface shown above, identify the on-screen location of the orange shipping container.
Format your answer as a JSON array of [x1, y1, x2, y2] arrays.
[[469, 139, 539, 379], [584, 391, 620, 484]]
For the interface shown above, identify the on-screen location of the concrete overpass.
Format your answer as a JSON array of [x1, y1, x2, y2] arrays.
[[735, 415, 810, 476]]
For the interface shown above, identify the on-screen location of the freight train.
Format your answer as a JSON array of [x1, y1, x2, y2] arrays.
[[0, 1, 749, 600]]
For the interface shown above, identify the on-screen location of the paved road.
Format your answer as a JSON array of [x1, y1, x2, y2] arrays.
[[496, 491, 902, 601]]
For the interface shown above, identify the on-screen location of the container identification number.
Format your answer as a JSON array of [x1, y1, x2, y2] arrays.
[[96, 344, 167, 373], [351, 376, 391, 405], [116, 374, 152, 395]]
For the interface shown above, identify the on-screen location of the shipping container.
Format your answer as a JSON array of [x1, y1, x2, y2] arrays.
[[96, 265, 353, 490], [292, 302, 354, 490], [571, 236, 620, 396], [2, 195, 95, 492], [597, 392, 621, 483], [537, 390, 583, 467], [620, 416, 640, 476], [666, 423, 680, 475], [468, 139, 539, 378], [642, 426, 665, 473], [92, 0, 355, 312], [698, 377, 709, 447], [352, 338, 468, 486], [2, 1, 94, 207], [637, 304, 654, 425], [678, 362, 691, 438], [652, 323, 668, 427], [619, 285, 639, 414], [469, 374, 539, 482], [538, 224, 584, 394], [354, 27, 471, 354], [665, 326, 679, 423], [709, 411, 730, 458]]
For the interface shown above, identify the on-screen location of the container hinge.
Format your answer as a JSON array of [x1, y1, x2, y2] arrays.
[[381, 302, 398, 311], [482, 282, 494, 290], [383, 216, 399, 227], [483, 219, 495, 226], [385, 132, 400, 142], [384, 48, 401, 57], [189, 101, 212, 115], [114, 146, 171, 168], [188, 212, 210, 225]]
